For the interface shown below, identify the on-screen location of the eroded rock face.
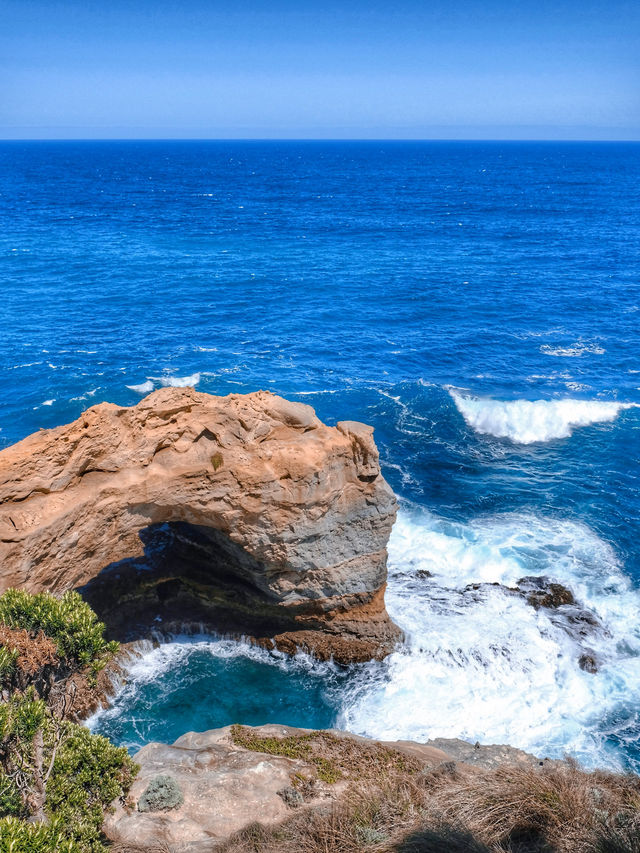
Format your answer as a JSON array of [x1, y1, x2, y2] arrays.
[[0, 388, 400, 662]]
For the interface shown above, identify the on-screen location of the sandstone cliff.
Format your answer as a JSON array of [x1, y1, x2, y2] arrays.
[[0, 388, 400, 662]]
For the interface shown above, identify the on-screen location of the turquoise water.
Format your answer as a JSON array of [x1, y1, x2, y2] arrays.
[[2, 141, 640, 770], [91, 640, 347, 751]]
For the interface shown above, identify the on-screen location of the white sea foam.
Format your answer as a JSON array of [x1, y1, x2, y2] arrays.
[[340, 509, 640, 770], [541, 342, 606, 357], [8, 361, 43, 370], [565, 382, 592, 392], [87, 636, 334, 739], [88, 508, 640, 771], [126, 380, 154, 395], [292, 389, 345, 398], [449, 389, 633, 443], [152, 372, 201, 388], [71, 387, 101, 401], [42, 399, 55, 406]]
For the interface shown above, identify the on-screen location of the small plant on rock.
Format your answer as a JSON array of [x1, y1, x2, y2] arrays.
[[137, 775, 184, 813]]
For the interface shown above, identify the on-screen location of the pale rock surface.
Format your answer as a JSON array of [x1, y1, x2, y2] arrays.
[[104, 727, 310, 852], [0, 388, 400, 661], [103, 724, 450, 852], [104, 724, 552, 852]]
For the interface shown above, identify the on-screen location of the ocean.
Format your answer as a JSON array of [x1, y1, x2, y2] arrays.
[[1, 140, 639, 771]]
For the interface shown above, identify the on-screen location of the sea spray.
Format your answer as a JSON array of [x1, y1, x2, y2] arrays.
[[340, 508, 640, 772], [90, 507, 640, 773], [126, 380, 154, 394], [89, 637, 347, 752]]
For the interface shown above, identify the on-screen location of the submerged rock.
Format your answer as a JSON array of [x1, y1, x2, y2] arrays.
[[578, 653, 599, 674], [517, 576, 576, 609], [463, 576, 602, 674], [0, 388, 400, 663]]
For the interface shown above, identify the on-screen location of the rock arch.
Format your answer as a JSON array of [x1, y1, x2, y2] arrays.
[[0, 388, 400, 662]]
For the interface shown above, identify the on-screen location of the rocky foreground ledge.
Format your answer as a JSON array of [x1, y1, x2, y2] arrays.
[[105, 724, 553, 852], [0, 388, 400, 662]]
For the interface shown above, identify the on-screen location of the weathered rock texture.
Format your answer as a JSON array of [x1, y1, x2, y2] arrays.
[[103, 724, 552, 852], [103, 725, 444, 850], [0, 388, 400, 662]]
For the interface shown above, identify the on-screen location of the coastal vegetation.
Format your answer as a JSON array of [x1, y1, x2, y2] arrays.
[[230, 724, 422, 786], [0, 590, 137, 852], [1, 397, 640, 852], [222, 727, 640, 853], [2, 591, 640, 853], [217, 741, 640, 853]]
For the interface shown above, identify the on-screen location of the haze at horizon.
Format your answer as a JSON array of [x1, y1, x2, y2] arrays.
[[1, 0, 639, 140]]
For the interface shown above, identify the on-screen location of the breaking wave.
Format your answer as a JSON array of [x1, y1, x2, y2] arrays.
[[153, 372, 201, 388], [340, 508, 640, 772], [449, 389, 633, 443], [88, 637, 344, 752], [126, 373, 201, 395], [91, 508, 640, 772], [126, 380, 154, 395]]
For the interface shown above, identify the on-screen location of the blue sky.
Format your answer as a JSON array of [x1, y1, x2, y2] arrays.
[[1, 0, 639, 139]]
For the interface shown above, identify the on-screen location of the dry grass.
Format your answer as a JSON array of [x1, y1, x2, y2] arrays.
[[231, 725, 424, 786], [424, 760, 640, 853], [216, 736, 640, 853], [0, 625, 58, 679]]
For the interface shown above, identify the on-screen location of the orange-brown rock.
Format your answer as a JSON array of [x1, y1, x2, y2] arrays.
[[0, 388, 400, 662]]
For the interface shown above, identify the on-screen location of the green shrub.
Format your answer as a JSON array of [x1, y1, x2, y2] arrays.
[[138, 774, 184, 813], [0, 589, 117, 672], [0, 772, 22, 818], [0, 691, 137, 851], [0, 816, 82, 853], [0, 689, 47, 745], [45, 724, 138, 852], [0, 591, 137, 852], [0, 648, 17, 683]]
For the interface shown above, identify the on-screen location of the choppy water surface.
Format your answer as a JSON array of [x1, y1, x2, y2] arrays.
[[2, 141, 640, 769]]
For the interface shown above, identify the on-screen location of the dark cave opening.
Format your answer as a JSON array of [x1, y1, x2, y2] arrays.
[[77, 521, 296, 644]]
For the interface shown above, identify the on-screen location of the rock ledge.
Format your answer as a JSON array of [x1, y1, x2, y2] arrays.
[[104, 724, 555, 852]]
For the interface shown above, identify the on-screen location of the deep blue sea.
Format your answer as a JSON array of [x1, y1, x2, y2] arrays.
[[1, 141, 639, 770]]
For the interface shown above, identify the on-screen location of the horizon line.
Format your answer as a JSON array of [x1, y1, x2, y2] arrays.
[[2, 137, 640, 144]]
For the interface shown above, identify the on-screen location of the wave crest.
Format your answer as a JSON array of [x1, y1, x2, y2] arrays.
[[449, 389, 633, 443], [154, 372, 201, 388], [126, 380, 154, 395], [126, 373, 201, 395], [541, 342, 606, 357]]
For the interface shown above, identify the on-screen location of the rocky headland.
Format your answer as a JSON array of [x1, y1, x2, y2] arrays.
[[0, 388, 400, 663], [102, 723, 640, 853]]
